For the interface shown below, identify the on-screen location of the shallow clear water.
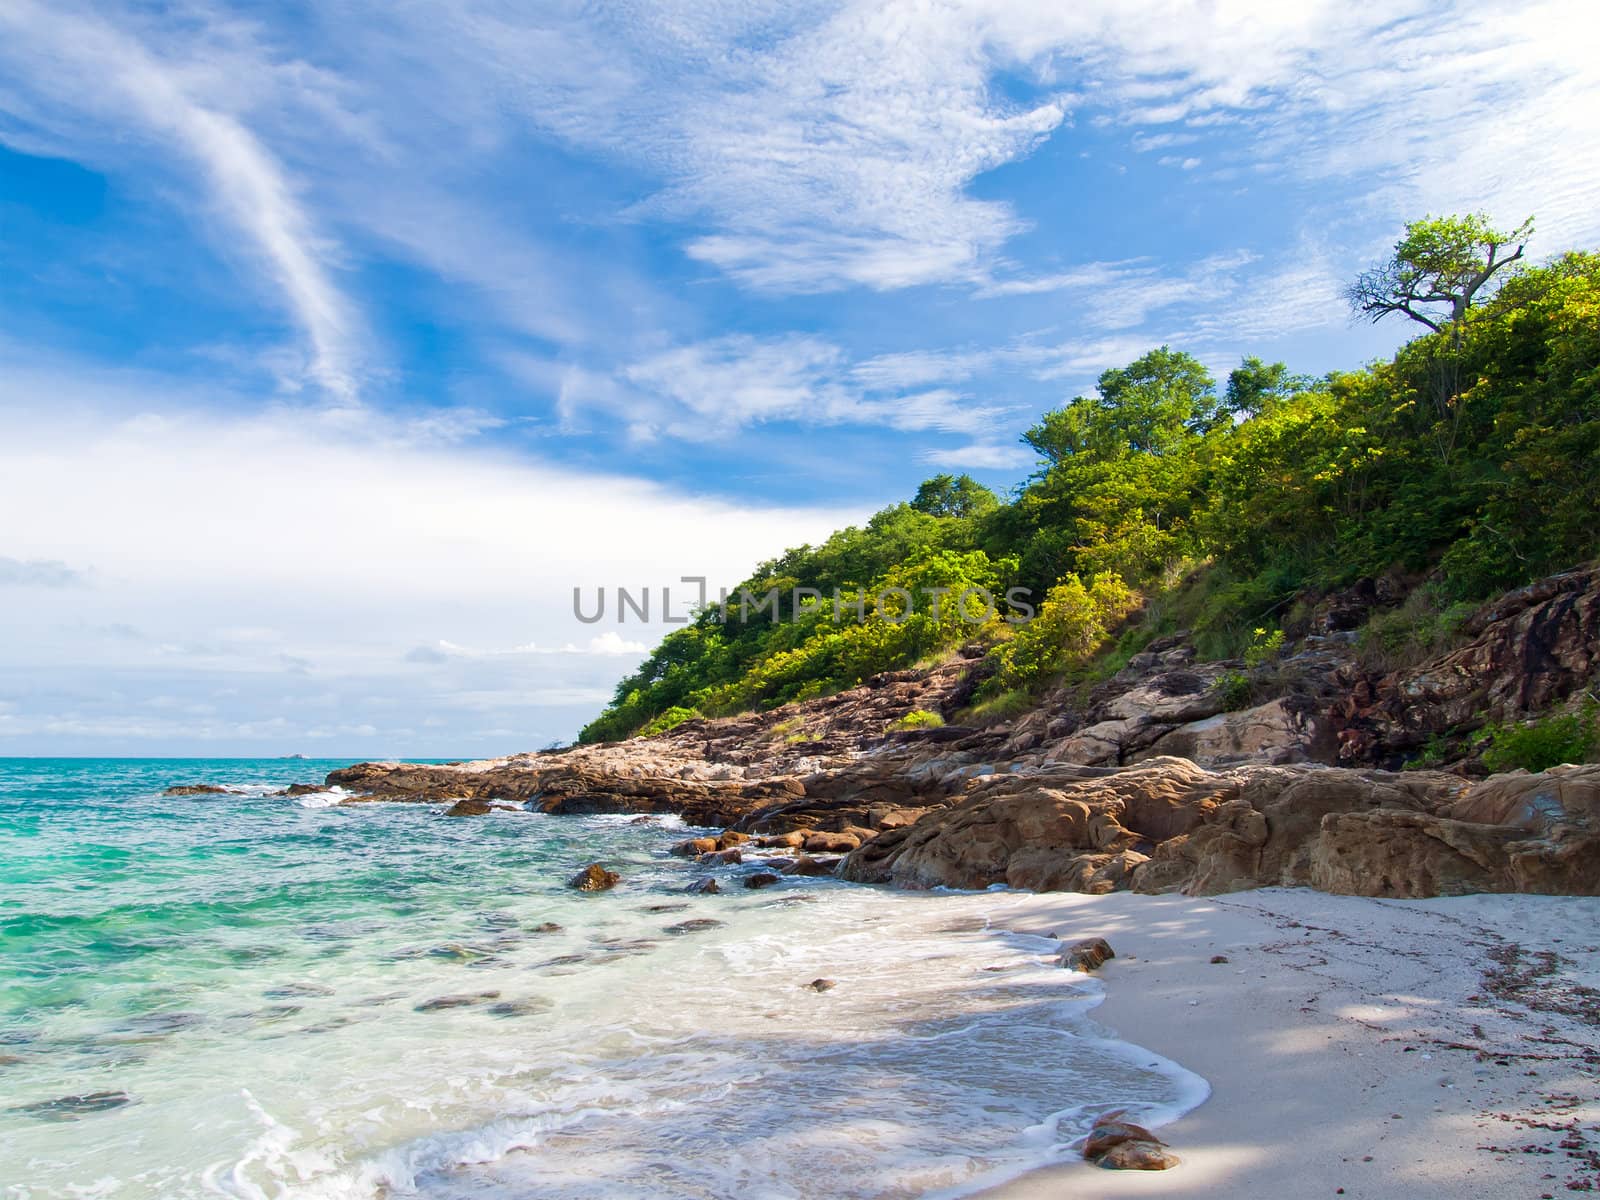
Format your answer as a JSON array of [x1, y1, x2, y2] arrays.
[[0, 758, 1206, 1199]]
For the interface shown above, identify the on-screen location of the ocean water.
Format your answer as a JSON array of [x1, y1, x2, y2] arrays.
[[0, 758, 1207, 1199]]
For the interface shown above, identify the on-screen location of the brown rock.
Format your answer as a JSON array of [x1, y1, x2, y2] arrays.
[[445, 799, 495, 817], [803, 831, 862, 853], [684, 878, 720, 895], [840, 758, 1236, 891], [1137, 698, 1322, 767], [1082, 1116, 1179, 1171], [758, 831, 808, 849], [805, 978, 837, 992], [672, 837, 719, 857], [1061, 937, 1116, 972], [1082, 1118, 1158, 1159], [163, 784, 233, 796], [744, 872, 782, 890], [568, 864, 619, 892], [782, 855, 839, 877], [699, 847, 744, 865], [1096, 1140, 1181, 1171]]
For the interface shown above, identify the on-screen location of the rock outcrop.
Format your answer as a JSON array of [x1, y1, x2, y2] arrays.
[[274, 566, 1600, 902], [844, 759, 1600, 899], [1333, 564, 1600, 765]]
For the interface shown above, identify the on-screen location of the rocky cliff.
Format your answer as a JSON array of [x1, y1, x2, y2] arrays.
[[318, 565, 1600, 900]]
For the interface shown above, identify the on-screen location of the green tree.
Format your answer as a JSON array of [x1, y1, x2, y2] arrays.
[[1025, 347, 1221, 465], [910, 473, 1000, 518], [1224, 356, 1303, 417], [1348, 212, 1533, 333]]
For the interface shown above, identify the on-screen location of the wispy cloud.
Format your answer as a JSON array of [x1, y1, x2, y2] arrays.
[[418, 0, 1600, 293], [614, 335, 1012, 441], [983, 252, 1259, 333], [0, 1, 362, 398], [920, 442, 1033, 471]]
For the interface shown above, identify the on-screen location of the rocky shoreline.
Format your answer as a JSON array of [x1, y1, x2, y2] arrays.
[[237, 564, 1599, 902]]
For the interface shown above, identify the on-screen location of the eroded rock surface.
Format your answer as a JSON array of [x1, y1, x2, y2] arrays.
[[300, 568, 1600, 900]]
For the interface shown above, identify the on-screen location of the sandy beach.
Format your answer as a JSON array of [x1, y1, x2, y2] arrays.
[[979, 888, 1600, 1200]]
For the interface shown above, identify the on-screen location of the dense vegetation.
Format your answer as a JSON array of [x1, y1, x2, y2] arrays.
[[581, 218, 1599, 743]]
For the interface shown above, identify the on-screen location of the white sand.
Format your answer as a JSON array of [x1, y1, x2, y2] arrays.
[[976, 888, 1600, 1200]]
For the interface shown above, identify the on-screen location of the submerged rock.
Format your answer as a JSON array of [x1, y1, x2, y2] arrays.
[[663, 918, 725, 935], [684, 877, 721, 895], [485, 997, 553, 1018], [414, 991, 501, 1012], [12, 1091, 136, 1121], [162, 784, 234, 797], [743, 872, 782, 890], [568, 863, 620, 892]]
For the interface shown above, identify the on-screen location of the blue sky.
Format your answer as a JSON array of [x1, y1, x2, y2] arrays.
[[2, 0, 1598, 756]]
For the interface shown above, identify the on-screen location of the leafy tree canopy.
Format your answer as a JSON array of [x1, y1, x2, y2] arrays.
[[582, 220, 1599, 744], [1348, 212, 1533, 333], [910, 473, 1000, 518]]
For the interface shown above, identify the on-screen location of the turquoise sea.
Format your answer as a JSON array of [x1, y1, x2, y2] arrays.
[[0, 758, 1205, 1199]]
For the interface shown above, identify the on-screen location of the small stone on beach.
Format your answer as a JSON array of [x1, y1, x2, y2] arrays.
[[1060, 937, 1116, 972]]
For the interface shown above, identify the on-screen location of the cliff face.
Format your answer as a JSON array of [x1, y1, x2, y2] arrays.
[[323, 565, 1600, 900], [1333, 564, 1600, 764]]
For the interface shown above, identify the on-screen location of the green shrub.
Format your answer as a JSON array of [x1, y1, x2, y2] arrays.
[[892, 709, 945, 730], [1242, 627, 1285, 668], [1481, 699, 1599, 773], [1213, 671, 1253, 712], [961, 688, 1033, 724], [987, 573, 1137, 693], [1401, 732, 1455, 771], [638, 706, 700, 737], [1357, 590, 1476, 672]]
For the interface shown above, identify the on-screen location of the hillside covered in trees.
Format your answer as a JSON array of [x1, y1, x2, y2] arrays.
[[581, 218, 1600, 745]]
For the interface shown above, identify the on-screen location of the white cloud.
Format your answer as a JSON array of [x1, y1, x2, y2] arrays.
[[0, 1, 363, 397], [0, 362, 859, 752], [920, 442, 1033, 471], [585, 632, 649, 656]]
